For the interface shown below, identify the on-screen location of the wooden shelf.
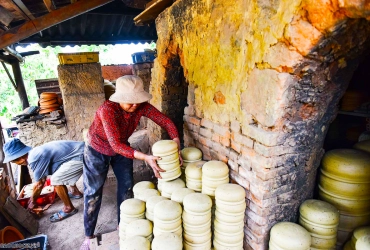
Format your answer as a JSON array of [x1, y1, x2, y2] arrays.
[[134, 0, 174, 26], [338, 110, 370, 118]]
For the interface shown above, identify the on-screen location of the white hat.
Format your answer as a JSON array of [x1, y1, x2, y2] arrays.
[[109, 75, 152, 104]]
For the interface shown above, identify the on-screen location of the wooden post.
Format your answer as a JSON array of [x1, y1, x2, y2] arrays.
[[11, 60, 29, 109]]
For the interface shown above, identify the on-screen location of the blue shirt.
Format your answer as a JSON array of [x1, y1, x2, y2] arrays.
[[28, 140, 84, 181]]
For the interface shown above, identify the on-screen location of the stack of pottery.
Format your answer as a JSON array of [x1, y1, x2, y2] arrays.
[[38, 92, 63, 115], [151, 233, 183, 250], [298, 199, 339, 249], [152, 140, 181, 181], [185, 161, 206, 192], [318, 149, 370, 247], [213, 184, 246, 249], [182, 193, 213, 249], [119, 235, 150, 250], [269, 222, 311, 250], [139, 188, 160, 202], [153, 200, 183, 237], [133, 181, 156, 201], [157, 179, 164, 193], [202, 161, 229, 197], [125, 219, 153, 242], [171, 187, 195, 205], [145, 196, 168, 222], [181, 147, 203, 180], [161, 178, 185, 199], [119, 198, 146, 241], [343, 226, 370, 250], [356, 235, 370, 250]]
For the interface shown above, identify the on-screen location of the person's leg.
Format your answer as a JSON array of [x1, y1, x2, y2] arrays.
[[68, 185, 83, 197], [110, 154, 133, 224], [83, 145, 110, 238], [54, 185, 74, 212]]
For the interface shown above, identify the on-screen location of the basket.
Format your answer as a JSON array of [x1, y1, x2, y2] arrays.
[[58, 52, 99, 65], [17, 179, 56, 208]]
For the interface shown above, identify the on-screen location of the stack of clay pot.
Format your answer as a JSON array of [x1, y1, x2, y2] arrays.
[[39, 92, 63, 115], [185, 161, 206, 192], [133, 181, 156, 201], [298, 199, 339, 249], [171, 187, 195, 205], [269, 222, 311, 250], [343, 226, 370, 250], [145, 196, 168, 222], [181, 147, 203, 180], [152, 140, 181, 181], [318, 149, 370, 247], [160, 178, 185, 199], [182, 193, 213, 249], [213, 184, 246, 249], [119, 235, 150, 250], [125, 219, 153, 242], [119, 198, 145, 241], [356, 235, 370, 250], [151, 232, 183, 250], [153, 200, 183, 237], [202, 161, 229, 197]]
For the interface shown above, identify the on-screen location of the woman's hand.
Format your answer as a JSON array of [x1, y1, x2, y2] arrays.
[[144, 155, 165, 179]]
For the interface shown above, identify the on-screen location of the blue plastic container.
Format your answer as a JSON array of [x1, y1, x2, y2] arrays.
[[6, 234, 48, 250], [131, 51, 156, 63]]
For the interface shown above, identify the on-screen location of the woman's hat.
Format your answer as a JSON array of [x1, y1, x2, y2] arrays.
[[109, 75, 152, 104], [3, 138, 31, 163]]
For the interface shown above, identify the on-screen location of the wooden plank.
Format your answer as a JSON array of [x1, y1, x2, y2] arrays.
[[133, 0, 173, 26], [0, 0, 114, 50], [2, 0, 30, 21], [43, 0, 56, 12], [13, 0, 36, 19], [0, 5, 14, 26]]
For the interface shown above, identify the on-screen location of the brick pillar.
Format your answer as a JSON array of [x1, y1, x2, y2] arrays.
[[58, 63, 105, 141]]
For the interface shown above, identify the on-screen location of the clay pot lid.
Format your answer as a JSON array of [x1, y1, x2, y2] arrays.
[[146, 196, 168, 210], [171, 188, 195, 204], [181, 147, 202, 161], [154, 200, 182, 221], [185, 161, 206, 179], [353, 140, 370, 154], [270, 222, 311, 250], [161, 178, 185, 193], [321, 149, 370, 183], [120, 198, 145, 215], [152, 140, 178, 156], [140, 189, 160, 202], [133, 181, 155, 193], [202, 161, 229, 178], [151, 232, 183, 250], [120, 236, 150, 250], [126, 219, 153, 237], [299, 199, 339, 226], [215, 183, 245, 203], [356, 235, 370, 250], [183, 193, 212, 213], [353, 226, 370, 242]]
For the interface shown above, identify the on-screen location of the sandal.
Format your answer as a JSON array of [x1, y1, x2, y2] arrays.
[[49, 208, 78, 222], [68, 192, 83, 199]]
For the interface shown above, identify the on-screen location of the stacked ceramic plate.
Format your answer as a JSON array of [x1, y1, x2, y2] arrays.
[[202, 161, 229, 197], [343, 226, 370, 250], [119, 198, 146, 241], [318, 149, 370, 247], [145, 196, 167, 222], [269, 222, 311, 250], [152, 140, 181, 181], [185, 161, 206, 192], [171, 187, 195, 205], [133, 181, 156, 201], [119, 235, 150, 250], [38, 92, 63, 115], [151, 232, 183, 250], [213, 184, 246, 249], [182, 193, 212, 249], [153, 200, 183, 237], [161, 178, 185, 199], [125, 219, 153, 242], [298, 199, 339, 249], [181, 147, 203, 180]]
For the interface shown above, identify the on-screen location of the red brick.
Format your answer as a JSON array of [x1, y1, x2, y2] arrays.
[[220, 135, 230, 147], [211, 133, 220, 142], [200, 118, 215, 129], [231, 141, 242, 153], [189, 116, 201, 126]]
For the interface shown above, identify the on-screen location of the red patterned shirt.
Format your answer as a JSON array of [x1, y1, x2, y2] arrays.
[[88, 101, 179, 158]]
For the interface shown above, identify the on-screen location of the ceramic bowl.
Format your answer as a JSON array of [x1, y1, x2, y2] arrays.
[[311, 235, 336, 248], [160, 168, 182, 181], [269, 222, 311, 250], [183, 230, 211, 244], [183, 193, 212, 213], [146, 196, 168, 213], [185, 161, 206, 179], [186, 179, 202, 191], [161, 178, 185, 194], [171, 188, 195, 204], [153, 200, 182, 221], [183, 219, 211, 234], [182, 210, 212, 225], [321, 149, 370, 183], [125, 219, 153, 238], [132, 181, 155, 194], [202, 161, 229, 179], [356, 235, 370, 250], [137, 188, 160, 202], [157, 151, 179, 164], [181, 147, 203, 161], [299, 199, 339, 226], [153, 225, 182, 237], [215, 183, 245, 203], [298, 217, 337, 237], [215, 199, 246, 214], [152, 140, 178, 156], [353, 140, 370, 154], [151, 233, 182, 250], [120, 213, 145, 224], [213, 238, 243, 249], [119, 198, 145, 216], [119, 236, 150, 250], [213, 219, 244, 234], [215, 209, 244, 224], [184, 239, 211, 250], [153, 217, 182, 231], [202, 176, 230, 188], [214, 229, 244, 244], [158, 160, 181, 171], [351, 226, 370, 248]]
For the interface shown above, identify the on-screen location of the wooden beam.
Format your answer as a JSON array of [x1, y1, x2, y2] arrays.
[[13, 0, 36, 20], [43, 0, 56, 12], [0, 6, 14, 26], [0, 0, 114, 50], [11, 60, 29, 109], [133, 0, 173, 26], [4, 0, 30, 21]]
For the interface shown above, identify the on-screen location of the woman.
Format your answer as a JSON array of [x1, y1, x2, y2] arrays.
[[80, 75, 181, 250]]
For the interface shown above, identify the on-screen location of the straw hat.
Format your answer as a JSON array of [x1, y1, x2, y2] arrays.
[[109, 75, 152, 104]]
